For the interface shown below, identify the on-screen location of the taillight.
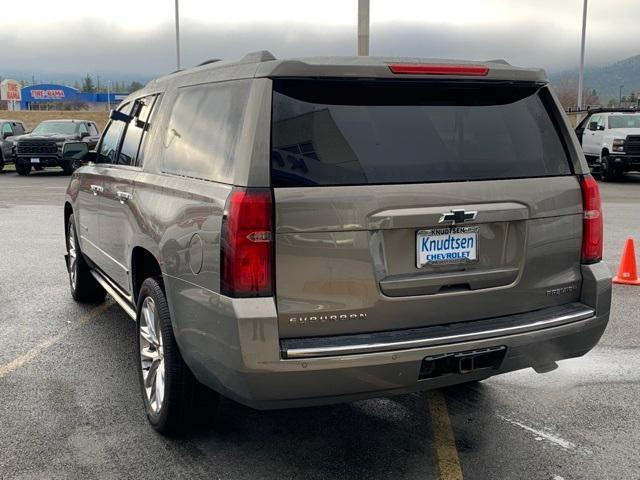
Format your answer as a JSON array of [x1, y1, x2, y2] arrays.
[[580, 175, 603, 264], [388, 63, 489, 76], [221, 187, 273, 297]]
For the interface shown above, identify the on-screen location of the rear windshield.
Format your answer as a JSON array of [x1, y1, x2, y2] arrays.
[[271, 80, 571, 187], [608, 115, 640, 129]]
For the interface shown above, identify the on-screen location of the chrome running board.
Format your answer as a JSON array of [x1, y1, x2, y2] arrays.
[[90, 270, 136, 320]]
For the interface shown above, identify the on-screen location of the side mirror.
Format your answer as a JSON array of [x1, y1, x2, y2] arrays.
[[2, 132, 11, 139], [588, 121, 598, 131], [62, 142, 94, 163], [597, 125, 605, 131], [80, 131, 90, 139]]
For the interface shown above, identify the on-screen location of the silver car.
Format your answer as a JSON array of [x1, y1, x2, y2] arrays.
[[64, 51, 611, 434]]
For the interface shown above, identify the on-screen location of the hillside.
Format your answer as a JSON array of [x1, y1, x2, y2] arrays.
[[550, 54, 640, 103]]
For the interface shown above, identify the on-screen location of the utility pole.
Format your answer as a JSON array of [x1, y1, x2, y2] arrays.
[[577, 0, 587, 110], [175, 0, 181, 70], [357, 0, 370, 56]]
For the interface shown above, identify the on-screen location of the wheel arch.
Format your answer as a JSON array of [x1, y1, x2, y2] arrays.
[[131, 246, 163, 305]]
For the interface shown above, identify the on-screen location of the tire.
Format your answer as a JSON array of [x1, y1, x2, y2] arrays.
[[600, 154, 624, 182], [62, 160, 77, 175], [65, 213, 106, 303], [136, 276, 219, 434], [16, 163, 31, 176]]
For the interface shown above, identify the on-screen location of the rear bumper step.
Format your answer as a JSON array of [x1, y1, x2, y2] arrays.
[[280, 302, 594, 359]]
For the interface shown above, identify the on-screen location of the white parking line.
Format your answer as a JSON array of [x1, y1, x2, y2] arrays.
[[496, 415, 577, 451]]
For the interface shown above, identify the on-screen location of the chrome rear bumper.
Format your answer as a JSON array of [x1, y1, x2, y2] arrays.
[[281, 303, 594, 359]]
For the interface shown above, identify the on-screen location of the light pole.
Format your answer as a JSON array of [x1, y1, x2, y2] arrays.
[[107, 80, 111, 111], [358, 0, 370, 56], [577, 0, 588, 110], [619, 85, 624, 105], [175, 0, 181, 70]]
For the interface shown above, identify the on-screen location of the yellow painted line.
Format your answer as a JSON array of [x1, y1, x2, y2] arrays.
[[427, 389, 464, 480], [0, 302, 113, 378]]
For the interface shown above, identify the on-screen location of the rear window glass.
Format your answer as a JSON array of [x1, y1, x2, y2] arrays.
[[271, 80, 571, 187], [162, 80, 251, 183]]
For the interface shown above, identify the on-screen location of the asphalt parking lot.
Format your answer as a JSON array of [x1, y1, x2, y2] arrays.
[[0, 169, 639, 480]]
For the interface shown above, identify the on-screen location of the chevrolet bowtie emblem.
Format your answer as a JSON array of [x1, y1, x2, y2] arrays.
[[438, 209, 477, 225]]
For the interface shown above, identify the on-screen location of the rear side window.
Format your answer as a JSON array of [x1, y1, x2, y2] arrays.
[[271, 80, 571, 187], [119, 94, 159, 166], [162, 80, 251, 183]]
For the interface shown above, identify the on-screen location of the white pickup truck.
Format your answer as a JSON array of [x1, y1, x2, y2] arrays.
[[575, 109, 640, 181]]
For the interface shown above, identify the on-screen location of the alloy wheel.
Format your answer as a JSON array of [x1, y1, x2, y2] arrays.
[[67, 223, 77, 290], [139, 297, 165, 414]]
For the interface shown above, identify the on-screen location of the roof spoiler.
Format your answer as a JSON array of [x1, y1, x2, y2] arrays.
[[484, 59, 511, 66], [240, 50, 276, 63]]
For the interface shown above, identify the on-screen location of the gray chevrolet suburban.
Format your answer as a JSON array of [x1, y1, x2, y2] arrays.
[[64, 51, 612, 434]]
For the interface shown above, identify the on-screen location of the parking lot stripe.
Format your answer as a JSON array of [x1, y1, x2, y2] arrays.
[[0, 302, 113, 378], [427, 390, 464, 480]]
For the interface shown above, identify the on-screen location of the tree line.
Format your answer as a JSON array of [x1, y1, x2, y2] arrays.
[[552, 76, 640, 111], [76, 74, 144, 93]]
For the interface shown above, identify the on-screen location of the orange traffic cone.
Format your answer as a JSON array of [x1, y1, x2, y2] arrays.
[[613, 237, 640, 286]]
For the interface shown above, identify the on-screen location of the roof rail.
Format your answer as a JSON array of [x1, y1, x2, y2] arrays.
[[485, 59, 510, 65], [240, 50, 276, 63], [198, 59, 221, 66]]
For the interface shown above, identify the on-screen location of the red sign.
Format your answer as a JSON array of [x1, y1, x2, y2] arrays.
[[6, 83, 20, 100], [0, 79, 22, 102]]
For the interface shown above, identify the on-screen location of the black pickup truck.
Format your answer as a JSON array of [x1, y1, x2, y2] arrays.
[[14, 119, 100, 175]]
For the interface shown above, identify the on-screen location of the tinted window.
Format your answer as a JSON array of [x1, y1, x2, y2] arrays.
[[1, 123, 12, 135], [163, 80, 251, 183], [78, 123, 89, 135], [271, 80, 572, 187], [97, 104, 129, 164], [118, 95, 159, 166], [13, 123, 25, 134], [89, 123, 99, 136]]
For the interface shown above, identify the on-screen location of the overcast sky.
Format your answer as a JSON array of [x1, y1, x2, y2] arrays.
[[2, 0, 639, 83]]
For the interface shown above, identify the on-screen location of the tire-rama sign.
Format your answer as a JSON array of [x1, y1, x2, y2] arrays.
[[0, 79, 21, 101], [31, 89, 65, 99]]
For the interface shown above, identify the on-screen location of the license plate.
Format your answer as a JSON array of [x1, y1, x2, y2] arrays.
[[31, 158, 40, 164], [416, 226, 479, 267]]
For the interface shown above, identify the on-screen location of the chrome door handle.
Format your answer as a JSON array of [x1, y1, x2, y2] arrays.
[[117, 191, 132, 203], [90, 184, 103, 195]]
